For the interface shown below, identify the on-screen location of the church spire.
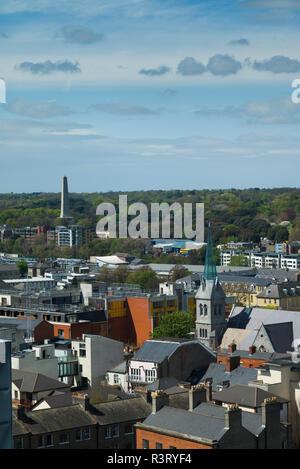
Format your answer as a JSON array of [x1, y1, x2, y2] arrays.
[[204, 223, 217, 281]]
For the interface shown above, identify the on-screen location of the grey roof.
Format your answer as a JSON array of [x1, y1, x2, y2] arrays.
[[33, 391, 73, 410], [255, 322, 294, 353], [228, 306, 300, 347], [12, 369, 69, 393], [139, 405, 228, 443], [194, 402, 264, 437], [12, 404, 96, 435], [0, 317, 42, 331], [146, 377, 179, 392], [196, 363, 258, 391], [107, 361, 127, 374], [218, 347, 289, 362], [0, 264, 19, 272], [257, 283, 300, 299], [90, 397, 151, 425], [255, 269, 298, 281], [132, 339, 189, 364], [212, 384, 288, 408]]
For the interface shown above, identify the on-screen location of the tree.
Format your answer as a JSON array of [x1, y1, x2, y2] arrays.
[[152, 311, 194, 339], [229, 255, 249, 267], [169, 265, 191, 282], [127, 267, 159, 290], [16, 260, 28, 277]]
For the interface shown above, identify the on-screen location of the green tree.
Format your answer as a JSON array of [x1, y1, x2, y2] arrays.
[[16, 260, 28, 277], [229, 255, 249, 267], [169, 265, 191, 282], [152, 311, 194, 339], [127, 267, 159, 290]]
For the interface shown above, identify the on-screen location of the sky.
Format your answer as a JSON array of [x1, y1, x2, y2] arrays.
[[1, 0, 300, 193]]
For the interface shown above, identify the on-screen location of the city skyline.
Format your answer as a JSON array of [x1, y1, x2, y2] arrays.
[[1, 0, 300, 192]]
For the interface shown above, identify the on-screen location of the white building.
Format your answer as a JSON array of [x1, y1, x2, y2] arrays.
[[71, 334, 124, 390], [106, 361, 128, 392]]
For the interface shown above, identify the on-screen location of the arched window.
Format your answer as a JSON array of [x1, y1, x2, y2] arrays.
[[200, 304, 203, 316], [204, 305, 207, 316]]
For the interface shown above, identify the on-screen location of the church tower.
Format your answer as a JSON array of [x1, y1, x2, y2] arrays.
[[195, 224, 227, 350]]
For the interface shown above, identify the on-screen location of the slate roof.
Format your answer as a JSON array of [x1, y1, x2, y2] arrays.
[[146, 377, 179, 392], [212, 384, 288, 408], [12, 404, 96, 435], [195, 362, 258, 391], [90, 397, 151, 425], [107, 361, 127, 374], [257, 283, 300, 299], [228, 306, 300, 349], [32, 391, 73, 410], [193, 402, 264, 437], [132, 339, 191, 364], [0, 317, 42, 331], [12, 369, 69, 393], [139, 405, 228, 443], [255, 322, 294, 353]]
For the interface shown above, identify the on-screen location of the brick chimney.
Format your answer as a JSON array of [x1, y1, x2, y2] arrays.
[[249, 345, 256, 355], [224, 403, 242, 430], [228, 343, 237, 354], [224, 355, 240, 372], [188, 385, 206, 411], [151, 391, 169, 414]]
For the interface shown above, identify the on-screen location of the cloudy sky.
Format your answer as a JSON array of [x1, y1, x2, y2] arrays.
[[1, 0, 300, 193]]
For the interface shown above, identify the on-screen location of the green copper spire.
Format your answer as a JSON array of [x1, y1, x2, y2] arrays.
[[204, 224, 217, 281]]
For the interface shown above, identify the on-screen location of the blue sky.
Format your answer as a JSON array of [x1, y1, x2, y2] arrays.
[[1, 0, 300, 192]]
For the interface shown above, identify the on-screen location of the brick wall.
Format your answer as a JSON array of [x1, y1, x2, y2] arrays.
[[136, 428, 212, 449]]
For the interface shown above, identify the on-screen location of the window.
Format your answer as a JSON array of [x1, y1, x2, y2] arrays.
[[204, 305, 207, 316], [145, 369, 156, 382], [156, 442, 163, 449], [59, 433, 69, 445], [79, 349, 86, 357], [113, 374, 119, 385], [15, 438, 24, 449], [105, 425, 119, 439], [130, 368, 141, 381], [58, 329, 64, 338], [75, 429, 82, 441], [14, 390, 18, 399], [124, 424, 133, 435], [38, 435, 53, 448], [143, 439, 149, 449], [112, 424, 119, 438], [169, 446, 176, 449], [83, 428, 91, 440], [46, 434, 53, 447]]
